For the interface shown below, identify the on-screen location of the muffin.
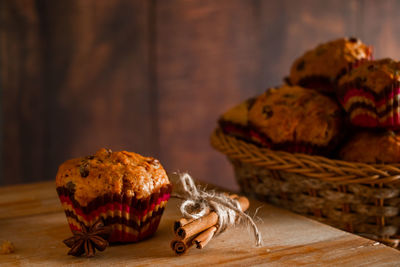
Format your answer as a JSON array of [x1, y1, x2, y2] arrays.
[[219, 98, 254, 139], [218, 97, 271, 146], [338, 58, 400, 129], [340, 130, 400, 163], [248, 85, 343, 155], [56, 148, 172, 243], [289, 37, 372, 94]]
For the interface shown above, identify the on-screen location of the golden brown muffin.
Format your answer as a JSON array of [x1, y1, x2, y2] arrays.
[[339, 58, 400, 94], [56, 148, 172, 243], [338, 58, 400, 129], [289, 37, 372, 94], [56, 148, 170, 206], [248, 85, 343, 154], [218, 98, 256, 142], [340, 131, 400, 163], [220, 98, 255, 128]]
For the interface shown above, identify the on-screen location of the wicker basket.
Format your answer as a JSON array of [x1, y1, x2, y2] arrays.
[[211, 128, 400, 248]]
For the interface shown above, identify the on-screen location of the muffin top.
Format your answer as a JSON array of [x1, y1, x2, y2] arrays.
[[56, 148, 170, 206], [340, 131, 400, 163], [290, 38, 372, 86], [248, 85, 342, 145], [338, 58, 400, 94], [219, 98, 255, 127]]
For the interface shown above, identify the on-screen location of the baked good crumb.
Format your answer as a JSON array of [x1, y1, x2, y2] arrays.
[[0, 240, 15, 254]]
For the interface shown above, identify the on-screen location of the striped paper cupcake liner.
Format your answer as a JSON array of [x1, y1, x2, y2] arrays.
[[56, 183, 172, 243], [297, 58, 371, 94], [340, 82, 400, 129]]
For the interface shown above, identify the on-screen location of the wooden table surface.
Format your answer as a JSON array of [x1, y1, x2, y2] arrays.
[[1, 181, 400, 266]]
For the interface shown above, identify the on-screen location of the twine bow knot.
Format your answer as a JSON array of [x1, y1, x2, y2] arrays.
[[173, 173, 263, 247]]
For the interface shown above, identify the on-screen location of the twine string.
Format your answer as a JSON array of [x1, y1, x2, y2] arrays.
[[172, 173, 263, 247]]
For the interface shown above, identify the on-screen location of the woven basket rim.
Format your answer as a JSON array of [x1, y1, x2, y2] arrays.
[[211, 128, 400, 184]]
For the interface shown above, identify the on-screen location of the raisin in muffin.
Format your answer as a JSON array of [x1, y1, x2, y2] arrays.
[[338, 58, 400, 129], [340, 130, 400, 163], [56, 148, 172, 243], [289, 37, 372, 94], [248, 85, 343, 155]]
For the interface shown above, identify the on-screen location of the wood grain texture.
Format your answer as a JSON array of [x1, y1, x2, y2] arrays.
[[2, 0, 400, 191], [0, 181, 61, 219], [1, 181, 400, 266], [40, 0, 156, 181], [0, 0, 155, 185], [0, 0, 46, 184]]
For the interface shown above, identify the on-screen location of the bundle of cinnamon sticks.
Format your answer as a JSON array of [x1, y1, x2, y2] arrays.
[[170, 194, 250, 255]]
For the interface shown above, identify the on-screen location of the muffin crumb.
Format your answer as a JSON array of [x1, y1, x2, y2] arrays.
[[0, 240, 15, 254]]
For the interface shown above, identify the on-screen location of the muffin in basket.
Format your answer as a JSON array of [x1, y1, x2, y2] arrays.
[[218, 97, 271, 146], [338, 58, 400, 129], [248, 85, 343, 155], [56, 148, 172, 243], [289, 37, 372, 94], [340, 130, 400, 163], [219, 98, 254, 140]]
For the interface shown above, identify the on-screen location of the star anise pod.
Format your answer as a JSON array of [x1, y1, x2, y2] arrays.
[[63, 219, 112, 257]]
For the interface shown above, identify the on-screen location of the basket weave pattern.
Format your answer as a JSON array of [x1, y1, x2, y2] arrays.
[[211, 129, 400, 247]]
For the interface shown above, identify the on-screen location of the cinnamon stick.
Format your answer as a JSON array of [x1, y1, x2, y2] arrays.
[[194, 196, 249, 249], [236, 196, 250, 212], [173, 218, 195, 233], [170, 238, 193, 256], [176, 196, 249, 240], [176, 212, 218, 240], [194, 226, 217, 249]]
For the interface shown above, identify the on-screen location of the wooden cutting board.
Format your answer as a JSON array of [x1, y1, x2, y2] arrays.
[[1, 181, 400, 266]]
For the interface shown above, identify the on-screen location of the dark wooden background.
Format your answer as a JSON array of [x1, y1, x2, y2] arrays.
[[1, 0, 400, 190]]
